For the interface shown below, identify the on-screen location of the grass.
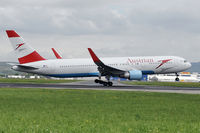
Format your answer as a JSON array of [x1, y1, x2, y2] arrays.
[[0, 88, 200, 132], [0, 78, 80, 84], [122, 81, 200, 88]]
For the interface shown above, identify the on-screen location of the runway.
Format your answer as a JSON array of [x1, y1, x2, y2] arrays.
[[0, 80, 200, 94]]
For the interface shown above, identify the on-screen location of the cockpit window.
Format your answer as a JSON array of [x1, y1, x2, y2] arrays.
[[184, 60, 187, 63]]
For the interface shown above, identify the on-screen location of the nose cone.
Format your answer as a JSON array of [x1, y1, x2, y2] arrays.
[[187, 62, 192, 69], [184, 62, 192, 70]]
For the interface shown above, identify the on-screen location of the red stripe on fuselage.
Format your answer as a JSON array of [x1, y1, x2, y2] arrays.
[[18, 51, 46, 64], [6, 30, 20, 38]]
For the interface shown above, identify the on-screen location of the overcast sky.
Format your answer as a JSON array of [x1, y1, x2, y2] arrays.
[[0, 0, 200, 62]]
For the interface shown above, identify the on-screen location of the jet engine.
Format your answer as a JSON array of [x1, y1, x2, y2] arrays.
[[123, 70, 143, 80]]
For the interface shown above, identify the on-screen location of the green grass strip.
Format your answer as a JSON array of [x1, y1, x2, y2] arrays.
[[0, 88, 200, 132]]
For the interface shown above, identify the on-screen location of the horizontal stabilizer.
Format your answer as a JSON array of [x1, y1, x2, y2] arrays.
[[12, 64, 39, 71], [18, 65, 39, 70], [7, 62, 17, 66]]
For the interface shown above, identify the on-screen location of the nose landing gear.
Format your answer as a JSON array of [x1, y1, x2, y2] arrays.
[[175, 73, 180, 82]]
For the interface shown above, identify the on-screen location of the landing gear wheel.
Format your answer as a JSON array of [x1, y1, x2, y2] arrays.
[[108, 82, 113, 86], [103, 82, 108, 86], [175, 77, 180, 82], [175, 73, 180, 82], [94, 79, 113, 86], [94, 79, 99, 83]]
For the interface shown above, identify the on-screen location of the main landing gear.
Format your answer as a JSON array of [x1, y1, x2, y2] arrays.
[[94, 79, 113, 86], [175, 73, 180, 82], [94, 75, 113, 86]]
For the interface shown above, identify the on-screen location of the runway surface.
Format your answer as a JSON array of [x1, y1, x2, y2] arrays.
[[0, 80, 200, 94]]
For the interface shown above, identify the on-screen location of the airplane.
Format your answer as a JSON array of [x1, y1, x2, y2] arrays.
[[6, 30, 191, 86]]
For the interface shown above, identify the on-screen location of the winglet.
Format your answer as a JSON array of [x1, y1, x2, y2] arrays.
[[88, 48, 101, 63], [52, 48, 62, 59]]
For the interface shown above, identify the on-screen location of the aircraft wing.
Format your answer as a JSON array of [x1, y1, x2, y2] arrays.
[[88, 48, 125, 76]]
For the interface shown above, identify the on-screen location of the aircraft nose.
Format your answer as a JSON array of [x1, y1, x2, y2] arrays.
[[187, 62, 192, 69]]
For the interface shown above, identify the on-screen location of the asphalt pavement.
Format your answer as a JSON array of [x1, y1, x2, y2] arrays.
[[0, 80, 200, 94]]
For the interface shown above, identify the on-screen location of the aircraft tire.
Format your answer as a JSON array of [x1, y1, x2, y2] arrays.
[[175, 77, 180, 82], [108, 82, 113, 86], [95, 79, 99, 83], [103, 82, 108, 86]]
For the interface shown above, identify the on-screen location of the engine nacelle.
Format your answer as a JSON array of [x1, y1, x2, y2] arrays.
[[123, 70, 143, 80]]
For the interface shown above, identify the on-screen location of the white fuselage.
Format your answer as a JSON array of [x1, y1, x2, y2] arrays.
[[13, 56, 191, 78]]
